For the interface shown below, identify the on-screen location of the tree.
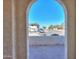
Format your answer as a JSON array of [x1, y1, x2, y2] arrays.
[[30, 23, 40, 28], [48, 25, 54, 30], [42, 26, 46, 30], [55, 24, 64, 30]]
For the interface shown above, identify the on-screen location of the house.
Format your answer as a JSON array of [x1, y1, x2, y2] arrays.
[[28, 25, 40, 36], [29, 25, 39, 32]]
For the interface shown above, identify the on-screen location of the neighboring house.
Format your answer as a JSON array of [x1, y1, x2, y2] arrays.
[[29, 25, 40, 36], [29, 25, 39, 32], [28, 24, 65, 36], [53, 28, 58, 30]]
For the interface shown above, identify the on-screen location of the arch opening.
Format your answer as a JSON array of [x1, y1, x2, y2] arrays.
[[26, 0, 67, 59]]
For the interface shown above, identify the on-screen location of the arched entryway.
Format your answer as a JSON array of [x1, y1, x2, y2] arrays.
[[26, 0, 67, 59], [3, 0, 76, 59]]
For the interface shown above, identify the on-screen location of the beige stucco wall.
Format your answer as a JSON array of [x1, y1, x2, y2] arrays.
[[61, 0, 76, 59], [3, 0, 76, 59], [3, 0, 12, 59]]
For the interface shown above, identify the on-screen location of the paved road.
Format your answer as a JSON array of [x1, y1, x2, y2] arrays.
[[28, 36, 65, 59], [28, 36, 65, 45], [29, 45, 65, 59]]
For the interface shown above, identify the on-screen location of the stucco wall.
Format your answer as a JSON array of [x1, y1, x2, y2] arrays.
[[3, 0, 12, 59]]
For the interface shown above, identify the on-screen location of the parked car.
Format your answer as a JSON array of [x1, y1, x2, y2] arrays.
[[51, 34, 59, 36], [39, 29, 44, 33]]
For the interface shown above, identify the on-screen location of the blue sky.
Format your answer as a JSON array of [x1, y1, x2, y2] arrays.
[[28, 0, 65, 27]]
